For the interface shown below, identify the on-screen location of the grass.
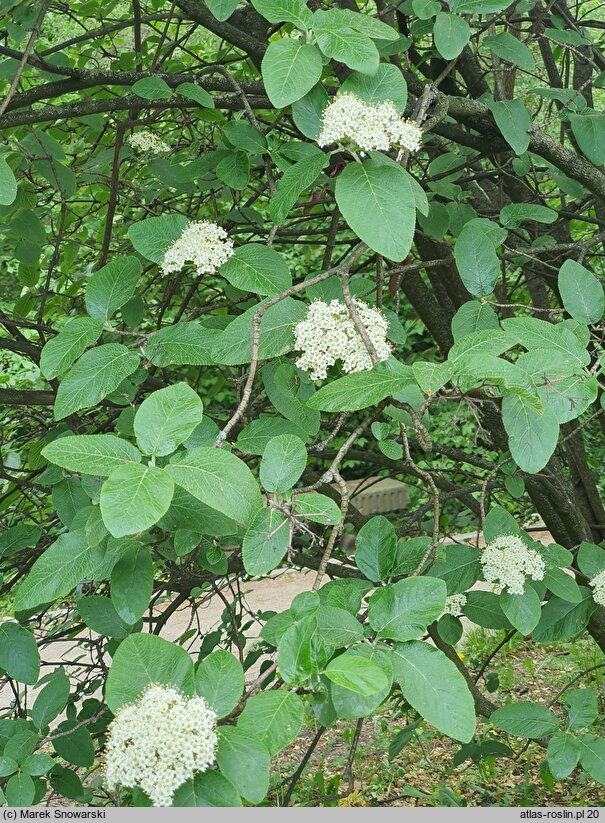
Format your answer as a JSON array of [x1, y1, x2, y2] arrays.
[[271, 630, 605, 807]]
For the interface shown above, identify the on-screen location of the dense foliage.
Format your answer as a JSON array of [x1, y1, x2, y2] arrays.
[[1, 0, 605, 807]]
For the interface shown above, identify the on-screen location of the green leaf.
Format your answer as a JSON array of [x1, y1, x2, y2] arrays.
[[558, 260, 604, 325], [533, 588, 596, 643], [251, 0, 312, 29], [262, 361, 321, 434], [492, 701, 559, 738], [132, 76, 172, 100], [316, 605, 364, 650], [111, 543, 153, 623], [543, 567, 583, 603], [85, 255, 141, 322], [307, 358, 414, 412], [484, 32, 535, 71], [329, 645, 392, 720], [569, 113, 605, 166], [489, 99, 531, 155], [548, 731, 581, 779], [52, 478, 89, 528], [500, 587, 542, 635], [277, 615, 328, 683], [128, 214, 188, 264], [195, 650, 244, 718], [368, 578, 446, 641], [5, 773, 35, 807], [261, 40, 323, 108], [14, 533, 104, 612], [462, 590, 512, 630], [454, 218, 507, 296], [340, 64, 407, 111], [260, 434, 307, 492], [77, 595, 134, 639], [391, 641, 476, 742], [502, 316, 590, 366], [166, 446, 263, 525], [577, 542, 605, 578], [216, 150, 250, 189], [315, 8, 398, 41], [292, 492, 341, 524], [354, 516, 417, 582], [335, 155, 416, 261], [31, 668, 70, 729], [54, 343, 140, 420], [433, 13, 470, 60], [316, 26, 379, 74], [0, 622, 40, 685], [100, 463, 174, 537], [269, 151, 328, 224], [428, 544, 481, 594], [172, 771, 241, 807], [0, 524, 41, 558], [176, 82, 214, 108], [134, 384, 203, 457], [502, 394, 560, 473], [565, 689, 598, 731], [236, 417, 307, 455], [20, 754, 54, 777], [211, 298, 306, 365], [449, 0, 514, 13], [216, 727, 270, 803], [146, 321, 218, 367], [242, 507, 290, 575], [0, 155, 17, 205], [578, 734, 605, 786], [325, 651, 389, 696], [40, 316, 104, 380], [204, 0, 239, 21], [238, 690, 304, 755], [499, 203, 557, 228], [220, 244, 291, 296], [105, 632, 195, 712], [438, 614, 463, 645], [42, 434, 142, 477], [413, 0, 440, 18], [292, 84, 329, 139]]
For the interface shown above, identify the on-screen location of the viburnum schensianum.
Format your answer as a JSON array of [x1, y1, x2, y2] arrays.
[[444, 593, 467, 617], [128, 131, 170, 154], [480, 535, 545, 595], [293, 298, 391, 380], [317, 93, 423, 154], [161, 221, 234, 276], [589, 569, 605, 607], [105, 685, 218, 807]]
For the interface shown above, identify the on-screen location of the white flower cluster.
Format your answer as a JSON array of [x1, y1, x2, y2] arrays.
[[481, 534, 545, 596], [128, 131, 170, 154], [317, 93, 423, 153], [293, 298, 391, 380], [105, 685, 217, 807], [161, 221, 234, 276], [589, 569, 605, 607], [444, 593, 467, 617]]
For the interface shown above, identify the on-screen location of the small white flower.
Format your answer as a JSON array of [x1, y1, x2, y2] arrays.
[[317, 93, 422, 154], [161, 220, 234, 276], [128, 131, 170, 154], [589, 569, 605, 607], [481, 534, 545, 596], [444, 593, 467, 617], [293, 298, 392, 381], [105, 684, 217, 807]]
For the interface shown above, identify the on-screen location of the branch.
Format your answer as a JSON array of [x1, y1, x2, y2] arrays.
[[0, 388, 54, 406]]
